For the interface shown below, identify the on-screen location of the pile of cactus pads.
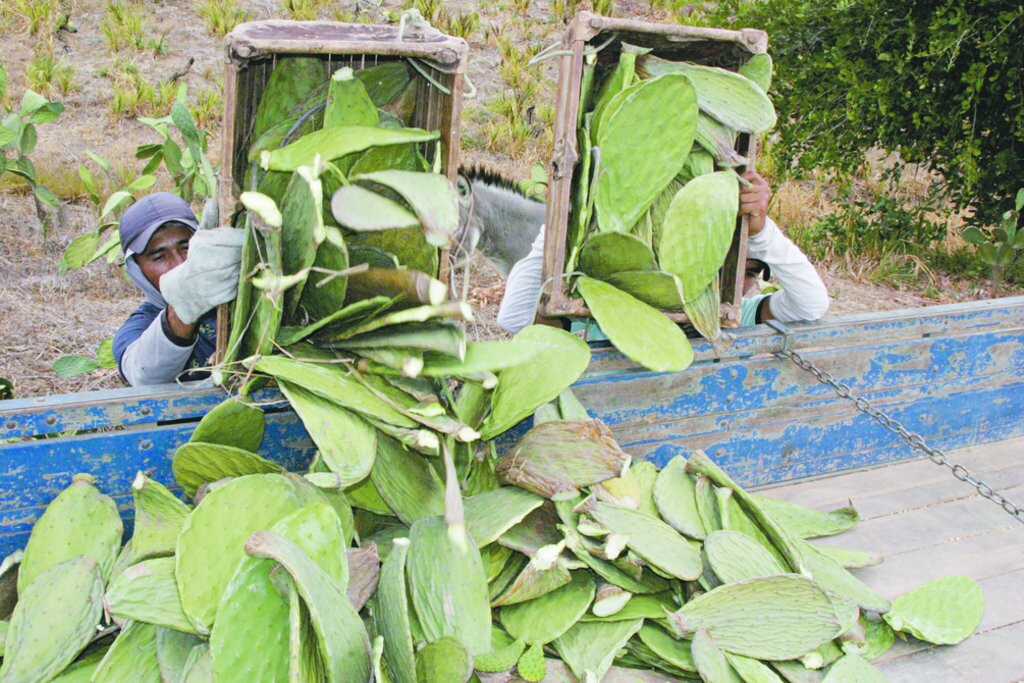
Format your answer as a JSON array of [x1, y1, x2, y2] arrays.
[[0, 55, 986, 682], [562, 47, 781, 371], [0, 393, 986, 681]]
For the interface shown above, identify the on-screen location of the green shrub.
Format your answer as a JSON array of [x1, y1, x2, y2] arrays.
[[0, 64, 64, 235], [694, 0, 1024, 231]]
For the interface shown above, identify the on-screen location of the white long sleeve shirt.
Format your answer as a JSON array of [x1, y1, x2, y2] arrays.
[[497, 218, 828, 334], [742, 217, 829, 325]]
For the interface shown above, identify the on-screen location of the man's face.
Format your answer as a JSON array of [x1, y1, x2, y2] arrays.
[[743, 258, 766, 296], [135, 223, 192, 291]]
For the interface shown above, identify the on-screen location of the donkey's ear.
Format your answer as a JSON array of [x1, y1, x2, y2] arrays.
[[456, 176, 471, 198]]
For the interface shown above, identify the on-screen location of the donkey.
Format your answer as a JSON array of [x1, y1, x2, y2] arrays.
[[453, 165, 546, 279]]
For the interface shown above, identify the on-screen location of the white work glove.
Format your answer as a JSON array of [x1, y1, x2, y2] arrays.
[[160, 227, 244, 325]]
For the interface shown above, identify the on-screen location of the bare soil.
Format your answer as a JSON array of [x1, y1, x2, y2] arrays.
[[0, 0, 1016, 398]]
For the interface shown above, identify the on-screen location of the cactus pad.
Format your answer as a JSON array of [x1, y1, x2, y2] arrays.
[[653, 457, 706, 539], [473, 628, 525, 673], [553, 618, 644, 683], [172, 442, 284, 500], [586, 501, 703, 581], [637, 623, 696, 673], [704, 530, 787, 584], [91, 620, 162, 681], [501, 571, 595, 645], [407, 516, 491, 656], [129, 472, 191, 562], [372, 537, 417, 683], [691, 628, 741, 683], [414, 636, 473, 683], [189, 396, 266, 453], [105, 556, 194, 633], [1, 555, 104, 682], [882, 575, 984, 645], [515, 642, 547, 682], [175, 474, 319, 634], [18, 474, 122, 593], [667, 574, 843, 660], [210, 502, 350, 682], [464, 487, 544, 547], [244, 530, 372, 682], [821, 653, 887, 682]]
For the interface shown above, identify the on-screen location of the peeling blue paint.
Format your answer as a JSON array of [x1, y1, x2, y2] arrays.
[[1, 298, 1022, 557]]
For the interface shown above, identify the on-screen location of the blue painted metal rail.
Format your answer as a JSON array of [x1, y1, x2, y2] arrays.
[[1, 296, 1022, 557]]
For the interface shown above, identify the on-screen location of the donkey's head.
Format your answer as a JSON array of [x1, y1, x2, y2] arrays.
[[452, 173, 480, 269], [452, 165, 546, 278]]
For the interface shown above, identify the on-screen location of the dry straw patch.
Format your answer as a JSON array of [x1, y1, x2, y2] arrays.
[[0, 196, 136, 396], [0, 0, 1017, 397]]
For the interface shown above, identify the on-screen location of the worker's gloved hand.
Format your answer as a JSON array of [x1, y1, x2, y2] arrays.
[[160, 227, 244, 325]]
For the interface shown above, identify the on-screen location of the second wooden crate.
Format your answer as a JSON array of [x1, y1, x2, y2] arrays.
[[540, 12, 770, 326]]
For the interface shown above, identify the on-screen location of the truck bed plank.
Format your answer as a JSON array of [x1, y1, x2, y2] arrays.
[[815, 523, 1024, 599], [878, 620, 1024, 682], [764, 437, 1024, 682], [810, 491, 1021, 557], [756, 440, 1023, 514]]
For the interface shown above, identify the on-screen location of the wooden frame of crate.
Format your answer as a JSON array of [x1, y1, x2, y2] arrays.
[[540, 12, 770, 326], [216, 20, 469, 356]]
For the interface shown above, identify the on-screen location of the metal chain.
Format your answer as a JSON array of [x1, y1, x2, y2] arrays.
[[776, 346, 1024, 524]]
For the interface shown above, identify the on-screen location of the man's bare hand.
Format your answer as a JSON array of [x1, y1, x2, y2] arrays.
[[166, 305, 198, 342], [738, 170, 771, 236]]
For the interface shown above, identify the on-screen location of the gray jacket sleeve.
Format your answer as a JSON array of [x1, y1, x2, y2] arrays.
[[119, 310, 196, 386], [496, 228, 546, 334]]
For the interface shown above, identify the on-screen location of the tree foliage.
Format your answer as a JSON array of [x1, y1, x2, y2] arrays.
[[694, 0, 1024, 228]]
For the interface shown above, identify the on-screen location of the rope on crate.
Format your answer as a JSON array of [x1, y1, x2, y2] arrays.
[[408, 58, 452, 95], [397, 9, 430, 42], [461, 72, 477, 99], [527, 36, 616, 66]]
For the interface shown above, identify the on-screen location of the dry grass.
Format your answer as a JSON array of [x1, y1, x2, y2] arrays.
[[0, 0, 1018, 399], [0, 195, 136, 397], [771, 176, 838, 236]]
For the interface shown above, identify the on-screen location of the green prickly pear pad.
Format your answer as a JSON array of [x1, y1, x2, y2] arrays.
[[883, 575, 984, 645], [18, 473, 122, 594], [175, 474, 319, 634]]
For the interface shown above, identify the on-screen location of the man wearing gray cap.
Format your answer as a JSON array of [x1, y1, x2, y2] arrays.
[[112, 192, 244, 386]]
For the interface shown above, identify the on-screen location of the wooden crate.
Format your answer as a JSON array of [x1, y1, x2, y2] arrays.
[[220, 20, 468, 203], [539, 12, 769, 325], [216, 20, 469, 354]]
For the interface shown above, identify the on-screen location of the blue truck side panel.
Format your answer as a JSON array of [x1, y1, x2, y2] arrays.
[[1, 297, 1022, 557]]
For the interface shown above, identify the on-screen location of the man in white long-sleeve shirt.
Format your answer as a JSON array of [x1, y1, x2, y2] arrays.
[[496, 170, 828, 334]]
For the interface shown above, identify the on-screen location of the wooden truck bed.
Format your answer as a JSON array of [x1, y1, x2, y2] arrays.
[[2, 296, 1021, 551], [764, 437, 1024, 681], [0, 296, 1021, 680]]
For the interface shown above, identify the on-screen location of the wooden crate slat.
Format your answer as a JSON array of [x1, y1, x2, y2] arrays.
[[215, 19, 468, 358], [540, 11, 770, 322]]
